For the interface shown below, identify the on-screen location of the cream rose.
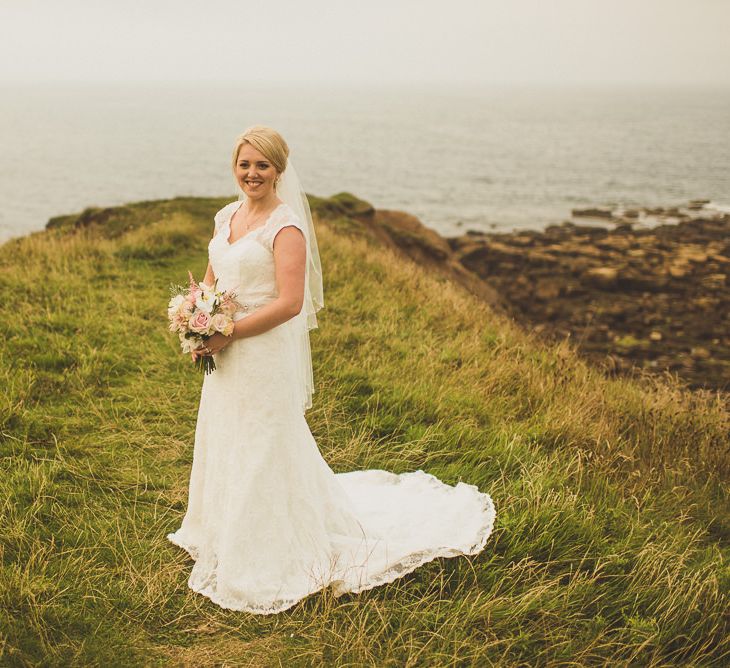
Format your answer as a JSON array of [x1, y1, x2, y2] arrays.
[[210, 312, 233, 336]]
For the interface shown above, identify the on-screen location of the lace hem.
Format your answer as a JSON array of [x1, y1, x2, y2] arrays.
[[166, 532, 331, 615], [166, 483, 496, 615], [331, 481, 496, 599]]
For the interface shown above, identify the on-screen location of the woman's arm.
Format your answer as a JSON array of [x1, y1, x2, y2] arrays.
[[202, 219, 217, 286], [202, 261, 215, 287], [230, 226, 306, 340]]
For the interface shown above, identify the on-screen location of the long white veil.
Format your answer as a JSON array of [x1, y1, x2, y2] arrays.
[[237, 157, 324, 412]]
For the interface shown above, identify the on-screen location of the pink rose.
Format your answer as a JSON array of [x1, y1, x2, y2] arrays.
[[189, 310, 212, 334]]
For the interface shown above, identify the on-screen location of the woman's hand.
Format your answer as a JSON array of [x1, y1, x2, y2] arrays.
[[191, 332, 233, 362]]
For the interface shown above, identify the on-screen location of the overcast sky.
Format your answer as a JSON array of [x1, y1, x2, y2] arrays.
[[2, 0, 728, 86]]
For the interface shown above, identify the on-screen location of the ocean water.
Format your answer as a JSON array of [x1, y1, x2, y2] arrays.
[[1, 81, 729, 244]]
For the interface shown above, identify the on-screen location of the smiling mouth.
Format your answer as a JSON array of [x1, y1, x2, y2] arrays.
[[245, 180, 263, 188]]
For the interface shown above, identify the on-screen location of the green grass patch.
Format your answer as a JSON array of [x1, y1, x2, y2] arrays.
[[0, 195, 728, 666]]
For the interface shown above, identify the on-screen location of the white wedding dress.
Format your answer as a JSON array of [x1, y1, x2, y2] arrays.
[[167, 199, 496, 614]]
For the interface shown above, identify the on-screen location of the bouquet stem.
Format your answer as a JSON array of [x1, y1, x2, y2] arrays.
[[195, 355, 217, 375]]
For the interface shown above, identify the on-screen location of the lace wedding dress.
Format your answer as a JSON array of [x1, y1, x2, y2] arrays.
[[167, 200, 496, 614]]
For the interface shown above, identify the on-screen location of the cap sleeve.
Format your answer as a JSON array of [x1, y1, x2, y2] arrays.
[[213, 201, 237, 235], [265, 207, 305, 252]]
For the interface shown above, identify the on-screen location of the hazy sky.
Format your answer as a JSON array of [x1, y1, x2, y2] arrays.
[[2, 0, 729, 86]]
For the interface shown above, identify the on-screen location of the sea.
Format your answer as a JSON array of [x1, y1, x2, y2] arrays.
[[1, 81, 729, 244]]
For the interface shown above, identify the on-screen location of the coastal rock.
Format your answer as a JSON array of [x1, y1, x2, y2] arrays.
[[510, 234, 537, 247], [572, 207, 614, 218], [596, 236, 632, 252], [372, 209, 452, 262], [534, 281, 562, 300], [668, 264, 690, 278], [677, 247, 708, 263], [441, 210, 730, 394], [581, 267, 618, 289]]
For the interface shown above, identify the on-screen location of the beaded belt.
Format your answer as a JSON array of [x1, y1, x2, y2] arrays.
[[232, 298, 274, 320]]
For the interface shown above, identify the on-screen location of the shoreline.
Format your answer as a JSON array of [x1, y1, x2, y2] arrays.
[[329, 196, 729, 396], [5, 194, 730, 248]]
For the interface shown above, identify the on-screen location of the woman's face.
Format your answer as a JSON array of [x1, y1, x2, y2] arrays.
[[235, 143, 278, 201]]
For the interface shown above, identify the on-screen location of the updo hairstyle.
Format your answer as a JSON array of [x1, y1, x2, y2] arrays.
[[231, 125, 289, 179]]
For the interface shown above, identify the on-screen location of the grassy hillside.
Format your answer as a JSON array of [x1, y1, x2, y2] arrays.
[[1, 195, 728, 666]]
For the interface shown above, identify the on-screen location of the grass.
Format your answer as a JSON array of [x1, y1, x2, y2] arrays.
[[0, 194, 728, 667]]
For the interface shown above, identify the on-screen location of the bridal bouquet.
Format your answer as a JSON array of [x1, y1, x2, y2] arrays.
[[167, 271, 241, 374]]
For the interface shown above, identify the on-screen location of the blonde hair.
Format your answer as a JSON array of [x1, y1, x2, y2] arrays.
[[231, 125, 289, 177]]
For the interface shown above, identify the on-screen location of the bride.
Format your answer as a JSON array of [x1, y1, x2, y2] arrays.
[[167, 125, 496, 614]]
